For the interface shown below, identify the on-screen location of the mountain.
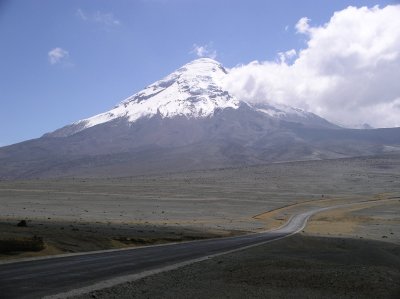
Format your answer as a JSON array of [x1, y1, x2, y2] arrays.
[[1, 58, 400, 179], [46, 58, 333, 138], [47, 59, 239, 137]]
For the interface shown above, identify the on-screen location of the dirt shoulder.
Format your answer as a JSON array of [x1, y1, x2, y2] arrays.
[[0, 220, 244, 261], [304, 197, 400, 243], [73, 234, 400, 299], [72, 197, 400, 299]]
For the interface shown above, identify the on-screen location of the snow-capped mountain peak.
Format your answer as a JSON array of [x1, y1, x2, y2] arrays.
[[254, 102, 338, 129], [47, 58, 337, 138], [10, 59, 398, 180], [72, 58, 239, 133]]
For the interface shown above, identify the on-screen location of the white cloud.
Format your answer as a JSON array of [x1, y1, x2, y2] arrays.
[[191, 43, 217, 59], [223, 5, 400, 128], [278, 49, 296, 64], [76, 8, 120, 26], [76, 8, 87, 21], [295, 17, 311, 34], [48, 48, 69, 65]]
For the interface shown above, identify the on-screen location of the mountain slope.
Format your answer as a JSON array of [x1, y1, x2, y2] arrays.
[[48, 59, 240, 137], [1, 58, 399, 179], [47, 58, 334, 138]]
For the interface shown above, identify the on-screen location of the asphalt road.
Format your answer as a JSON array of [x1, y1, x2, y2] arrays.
[[0, 205, 351, 299]]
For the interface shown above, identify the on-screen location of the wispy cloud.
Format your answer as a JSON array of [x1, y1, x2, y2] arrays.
[[48, 47, 69, 65], [191, 43, 217, 60], [76, 8, 121, 26], [277, 49, 296, 64], [76, 8, 87, 21], [295, 17, 311, 34]]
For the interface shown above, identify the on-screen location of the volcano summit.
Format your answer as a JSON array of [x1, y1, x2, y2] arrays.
[[1, 58, 399, 179]]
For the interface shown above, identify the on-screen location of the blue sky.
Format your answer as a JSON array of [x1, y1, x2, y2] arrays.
[[0, 0, 396, 146]]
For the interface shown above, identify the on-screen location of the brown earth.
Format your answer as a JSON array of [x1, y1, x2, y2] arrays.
[[72, 197, 400, 299], [73, 234, 400, 299], [1, 155, 400, 297], [0, 220, 243, 261]]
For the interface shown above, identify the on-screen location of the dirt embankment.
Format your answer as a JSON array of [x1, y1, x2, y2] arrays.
[[0, 220, 244, 261], [73, 235, 400, 299]]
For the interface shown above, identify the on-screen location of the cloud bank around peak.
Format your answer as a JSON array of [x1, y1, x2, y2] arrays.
[[223, 5, 400, 128]]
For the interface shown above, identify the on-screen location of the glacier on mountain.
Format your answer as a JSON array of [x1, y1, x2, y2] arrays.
[[75, 58, 240, 131], [49, 58, 334, 138]]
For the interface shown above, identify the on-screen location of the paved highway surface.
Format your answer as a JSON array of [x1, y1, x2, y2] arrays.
[[0, 204, 359, 299]]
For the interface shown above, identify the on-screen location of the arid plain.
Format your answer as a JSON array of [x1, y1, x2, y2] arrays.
[[1, 153, 399, 298]]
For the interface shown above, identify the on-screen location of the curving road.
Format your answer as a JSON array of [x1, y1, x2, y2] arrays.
[[0, 204, 366, 299]]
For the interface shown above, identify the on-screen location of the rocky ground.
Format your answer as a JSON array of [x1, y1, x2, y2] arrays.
[[0, 220, 243, 260], [73, 234, 400, 299], [73, 199, 400, 299], [1, 154, 399, 297]]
